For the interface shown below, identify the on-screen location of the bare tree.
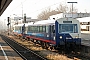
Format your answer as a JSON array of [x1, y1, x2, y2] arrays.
[[73, 7, 78, 13], [37, 7, 52, 20], [56, 4, 68, 13], [68, 7, 78, 13], [37, 7, 61, 20], [37, 3, 78, 19]]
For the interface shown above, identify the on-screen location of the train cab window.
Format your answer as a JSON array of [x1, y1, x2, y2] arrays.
[[59, 24, 78, 33], [74, 25, 78, 33]]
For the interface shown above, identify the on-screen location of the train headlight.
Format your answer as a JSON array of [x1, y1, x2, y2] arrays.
[[47, 35, 49, 37], [54, 36, 55, 40], [75, 36, 78, 38], [60, 36, 62, 39]]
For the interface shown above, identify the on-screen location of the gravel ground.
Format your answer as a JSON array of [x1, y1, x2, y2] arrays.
[[8, 35, 81, 60]]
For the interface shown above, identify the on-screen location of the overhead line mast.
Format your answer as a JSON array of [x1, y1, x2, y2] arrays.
[[67, 2, 77, 18]]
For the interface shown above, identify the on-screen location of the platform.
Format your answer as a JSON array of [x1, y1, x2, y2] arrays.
[[0, 36, 23, 60], [81, 33, 90, 46]]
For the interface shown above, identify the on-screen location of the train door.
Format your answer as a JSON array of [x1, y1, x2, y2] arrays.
[[51, 25, 55, 41], [48, 25, 56, 45], [46, 25, 50, 40]]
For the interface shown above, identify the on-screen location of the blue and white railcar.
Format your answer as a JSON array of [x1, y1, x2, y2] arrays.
[[13, 22, 33, 38], [25, 18, 81, 49], [26, 19, 56, 48], [13, 24, 23, 36], [55, 18, 81, 47]]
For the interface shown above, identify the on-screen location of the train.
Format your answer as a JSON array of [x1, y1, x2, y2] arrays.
[[13, 17, 81, 49]]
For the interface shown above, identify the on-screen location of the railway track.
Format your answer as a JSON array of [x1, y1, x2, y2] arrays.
[[1, 33, 90, 60], [56, 45, 90, 60], [0, 34, 48, 60]]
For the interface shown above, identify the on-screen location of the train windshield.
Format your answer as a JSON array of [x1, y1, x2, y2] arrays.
[[59, 24, 78, 33]]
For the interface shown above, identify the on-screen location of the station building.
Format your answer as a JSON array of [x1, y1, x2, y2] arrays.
[[49, 13, 90, 20], [77, 17, 90, 33]]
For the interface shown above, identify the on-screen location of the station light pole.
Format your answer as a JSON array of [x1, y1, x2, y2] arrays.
[[67, 2, 77, 18]]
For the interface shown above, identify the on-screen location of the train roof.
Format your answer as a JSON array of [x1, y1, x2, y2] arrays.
[[13, 18, 80, 27], [56, 18, 79, 24], [14, 24, 23, 26], [77, 17, 90, 22], [14, 22, 34, 27], [25, 22, 34, 26], [33, 19, 55, 25]]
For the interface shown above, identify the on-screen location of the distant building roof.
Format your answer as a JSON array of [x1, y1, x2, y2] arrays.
[[49, 13, 90, 20], [26, 19, 41, 22], [77, 17, 90, 22]]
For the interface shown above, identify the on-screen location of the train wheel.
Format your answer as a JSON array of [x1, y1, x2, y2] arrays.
[[25, 37, 27, 40], [38, 41, 41, 45], [32, 39, 34, 42], [75, 45, 81, 52], [41, 42, 46, 49], [36, 40, 38, 44], [27, 38, 30, 41], [45, 43, 49, 49], [54, 45, 58, 50], [50, 46, 53, 50], [43, 42, 46, 49], [30, 38, 32, 41], [41, 42, 44, 48]]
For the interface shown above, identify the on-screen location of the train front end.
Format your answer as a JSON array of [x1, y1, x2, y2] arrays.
[[55, 18, 81, 47]]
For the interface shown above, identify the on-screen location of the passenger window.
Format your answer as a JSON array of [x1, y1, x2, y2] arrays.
[[46, 26, 49, 33], [39, 26, 43, 32], [37, 26, 39, 32], [43, 26, 46, 32]]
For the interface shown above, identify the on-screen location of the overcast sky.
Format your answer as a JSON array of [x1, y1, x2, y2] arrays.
[[0, 0, 90, 30], [1, 0, 90, 20]]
